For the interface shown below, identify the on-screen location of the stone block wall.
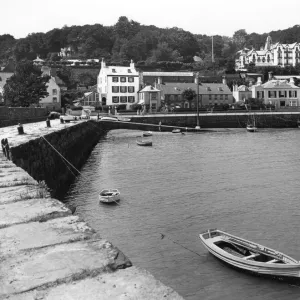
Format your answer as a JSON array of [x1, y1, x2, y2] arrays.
[[10, 121, 105, 199]]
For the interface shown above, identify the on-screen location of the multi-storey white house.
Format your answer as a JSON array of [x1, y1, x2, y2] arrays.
[[97, 59, 140, 109], [251, 77, 300, 108], [236, 36, 300, 69]]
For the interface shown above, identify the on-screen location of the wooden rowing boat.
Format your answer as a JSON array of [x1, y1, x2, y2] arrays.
[[199, 229, 300, 280], [136, 136, 152, 146]]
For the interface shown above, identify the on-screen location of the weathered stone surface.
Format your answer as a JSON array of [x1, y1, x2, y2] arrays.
[[0, 197, 70, 228], [0, 185, 40, 205], [5, 266, 184, 300], [0, 239, 132, 296], [0, 216, 96, 256]]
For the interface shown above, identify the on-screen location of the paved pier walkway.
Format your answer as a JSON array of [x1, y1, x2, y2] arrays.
[[0, 120, 183, 299]]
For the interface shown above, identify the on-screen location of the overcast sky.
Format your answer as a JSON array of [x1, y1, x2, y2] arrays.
[[2, 0, 300, 38]]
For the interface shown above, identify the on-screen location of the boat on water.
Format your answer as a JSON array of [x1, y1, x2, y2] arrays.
[[99, 189, 120, 203], [246, 113, 258, 132], [136, 136, 152, 146], [199, 229, 300, 280], [172, 129, 181, 133], [143, 131, 153, 137], [101, 116, 119, 122], [246, 124, 258, 132]]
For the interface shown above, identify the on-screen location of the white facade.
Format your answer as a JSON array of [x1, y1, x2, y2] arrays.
[[39, 77, 61, 110], [236, 36, 300, 69], [97, 59, 140, 109], [251, 77, 300, 108]]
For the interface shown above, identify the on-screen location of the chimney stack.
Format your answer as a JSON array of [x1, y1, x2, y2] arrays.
[[222, 76, 227, 85], [257, 77, 262, 85], [130, 59, 135, 69], [268, 71, 273, 81], [157, 76, 162, 85], [290, 77, 295, 84], [101, 58, 106, 69]]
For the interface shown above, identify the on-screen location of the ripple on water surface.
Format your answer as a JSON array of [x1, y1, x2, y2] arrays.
[[65, 129, 300, 300]]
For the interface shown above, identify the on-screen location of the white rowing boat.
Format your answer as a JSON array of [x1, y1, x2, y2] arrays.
[[199, 229, 300, 280], [99, 189, 120, 203]]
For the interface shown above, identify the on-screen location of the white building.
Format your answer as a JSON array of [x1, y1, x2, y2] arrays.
[[97, 59, 140, 109], [236, 36, 300, 69], [251, 77, 300, 108], [39, 66, 61, 110]]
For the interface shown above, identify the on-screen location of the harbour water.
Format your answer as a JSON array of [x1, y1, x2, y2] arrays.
[[64, 128, 300, 299]]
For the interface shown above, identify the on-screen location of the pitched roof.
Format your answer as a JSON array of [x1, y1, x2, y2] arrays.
[[102, 65, 138, 76], [262, 80, 299, 89], [139, 85, 160, 92], [142, 72, 193, 77], [237, 85, 251, 91]]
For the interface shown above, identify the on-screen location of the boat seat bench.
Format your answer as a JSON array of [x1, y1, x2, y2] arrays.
[[244, 253, 260, 260]]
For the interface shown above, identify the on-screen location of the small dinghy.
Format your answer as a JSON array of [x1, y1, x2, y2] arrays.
[[99, 189, 120, 204], [246, 124, 258, 132], [143, 131, 153, 137], [172, 129, 181, 133], [136, 136, 152, 146], [199, 229, 300, 280]]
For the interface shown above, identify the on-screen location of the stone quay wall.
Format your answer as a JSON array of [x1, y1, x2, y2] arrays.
[[0, 107, 48, 128], [128, 112, 300, 128], [0, 119, 183, 300]]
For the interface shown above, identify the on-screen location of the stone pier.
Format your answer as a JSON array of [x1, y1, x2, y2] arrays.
[[0, 119, 183, 300]]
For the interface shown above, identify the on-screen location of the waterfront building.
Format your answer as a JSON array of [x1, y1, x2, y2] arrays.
[[232, 84, 252, 102], [138, 85, 161, 112], [97, 59, 140, 109], [236, 36, 300, 69], [251, 76, 300, 108], [39, 66, 61, 110], [81, 88, 100, 107], [154, 78, 233, 110]]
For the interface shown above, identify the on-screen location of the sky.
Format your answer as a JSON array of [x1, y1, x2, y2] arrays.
[[2, 0, 300, 39]]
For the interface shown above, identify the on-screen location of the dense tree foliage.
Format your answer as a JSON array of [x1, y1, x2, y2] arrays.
[[2, 18, 300, 73], [4, 60, 50, 107]]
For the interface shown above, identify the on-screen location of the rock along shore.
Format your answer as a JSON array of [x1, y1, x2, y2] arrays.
[[0, 119, 184, 300]]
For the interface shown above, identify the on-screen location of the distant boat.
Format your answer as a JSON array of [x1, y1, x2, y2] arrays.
[[99, 189, 120, 204], [172, 129, 181, 133], [143, 131, 153, 137], [101, 116, 119, 122], [117, 116, 131, 122], [199, 229, 300, 280], [246, 113, 258, 132], [136, 136, 152, 146]]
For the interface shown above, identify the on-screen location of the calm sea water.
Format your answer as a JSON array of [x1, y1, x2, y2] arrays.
[[64, 128, 300, 299]]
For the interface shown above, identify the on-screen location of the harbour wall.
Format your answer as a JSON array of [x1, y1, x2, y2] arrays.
[[0, 119, 183, 299], [127, 112, 300, 128], [10, 120, 105, 199]]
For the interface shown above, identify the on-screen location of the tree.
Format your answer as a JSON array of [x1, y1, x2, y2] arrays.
[[78, 72, 96, 88], [182, 88, 196, 107], [3, 60, 49, 107], [233, 29, 248, 49]]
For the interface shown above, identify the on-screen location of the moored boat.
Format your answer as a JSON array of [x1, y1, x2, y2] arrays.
[[172, 129, 181, 133], [246, 124, 258, 132], [199, 229, 300, 280], [136, 139, 152, 146], [143, 131, 153, 137], [99, 189, 120, 203]]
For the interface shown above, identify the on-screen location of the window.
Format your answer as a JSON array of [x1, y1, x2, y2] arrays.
[[120, 86, 127, 93], [120, 96, 127, 103], [214, 94, 218, 100], [257, 91, 264, 99], [112, 77, 118, 82], [209, 94, 212, 100], [128, 77, 134, 82], [151, 103, 157, 109], [219, 95, 223, 100], [120, 77, 126, 82], [268, 91, 277, 98], [128, 86, 135, 93], [151, 93, 158, 100], [207, 87, 211, 91], [112, 86, 119, 93], [53, 97, 57, 103], [279, 91, 285, 98], [290, 100, 297, 106], [52, 89, 57, 95], [128, 69, 132, 73], [112, 69, 116, 73], [225, 95, 228, 100], [95, 93, 99, 101], [112, 96, 119, 103], [128, 96, 135, 103], [218, 87, 223, 91]]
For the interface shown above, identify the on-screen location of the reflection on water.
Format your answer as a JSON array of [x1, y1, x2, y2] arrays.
[[64, 128, 300, 299]]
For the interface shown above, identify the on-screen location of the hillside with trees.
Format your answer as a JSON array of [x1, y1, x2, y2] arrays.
[[1, 17, 300, 74]]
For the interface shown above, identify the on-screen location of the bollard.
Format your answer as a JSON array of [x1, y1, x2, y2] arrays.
[[60, 117, 64, 124], [17, 123, 24, 135], [46, 118, 51, 128]]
